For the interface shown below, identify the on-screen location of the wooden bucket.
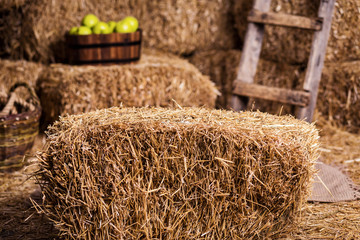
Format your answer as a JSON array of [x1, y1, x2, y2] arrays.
[[0, 83, 41, 171], [66, 29, 142, 65]]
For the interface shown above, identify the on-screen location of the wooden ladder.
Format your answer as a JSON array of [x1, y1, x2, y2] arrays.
[[231, 0, 336, 122]]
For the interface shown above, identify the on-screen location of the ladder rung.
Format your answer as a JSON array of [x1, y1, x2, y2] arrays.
[[247, 9, 323, 30], [233, 81, 310, 107]]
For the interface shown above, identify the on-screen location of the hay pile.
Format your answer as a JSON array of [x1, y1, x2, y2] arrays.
[[5, 0, 235, 63], [234, 0, 360, 64], [35, 106, 319, 239], [318, 61, 360, 133], [189, 50, 303, 113], [37, 51, 219, 128]]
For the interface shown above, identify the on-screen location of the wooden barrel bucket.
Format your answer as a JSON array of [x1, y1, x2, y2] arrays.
[[66, 29, 142, 65]]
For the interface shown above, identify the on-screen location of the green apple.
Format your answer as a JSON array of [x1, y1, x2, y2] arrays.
[[122, 16, 139, 32], [69, 26, 78, 35], [77, 26, 92, 35], [115, 20, 132, 33], [107, 21, 116, 33], [82, 14, 99, 28], [92, 21, 111, 34]]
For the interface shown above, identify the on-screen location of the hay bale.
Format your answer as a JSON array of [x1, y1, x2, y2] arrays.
[[234, 0, 360, 64], [37, 50, 219, 128], [35, 106, 319, 239], [317, 61, 360, 133], [0, 59, 43, 99], [8, 0, 235, 63], [189, 49, 303, 114]]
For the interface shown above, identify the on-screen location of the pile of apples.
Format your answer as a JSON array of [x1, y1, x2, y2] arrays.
[[69, 14, 139, 35]]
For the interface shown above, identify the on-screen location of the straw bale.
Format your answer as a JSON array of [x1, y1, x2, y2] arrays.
[[10, 0, 235, 63], [189, 49, 303, 114], [0, 59, 43, 99], [35, 106, 319, 239], [317, 61, 360, 133], [234, 0, 360, 64], [37, 51, 218, 128], [1, 116, 358, 239]]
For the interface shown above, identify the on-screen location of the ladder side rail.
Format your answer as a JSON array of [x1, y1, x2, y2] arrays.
[[230, 0, 272, 111], [296, 0, 336, 122]]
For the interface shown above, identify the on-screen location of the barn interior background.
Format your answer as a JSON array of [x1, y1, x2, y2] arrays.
[[0, 0, 359, 239]]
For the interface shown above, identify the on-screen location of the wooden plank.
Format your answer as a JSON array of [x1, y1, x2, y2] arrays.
[[233, 82, 311, 107], [247, 9, 323, 30], [296, 0, 336, 122], [230, 0, 272, 111]]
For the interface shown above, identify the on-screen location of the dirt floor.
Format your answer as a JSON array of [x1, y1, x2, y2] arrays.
[[0, 119, 359, 240]]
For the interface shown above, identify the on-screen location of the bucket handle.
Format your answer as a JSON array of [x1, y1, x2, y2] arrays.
[[0, 82, 40, 117]]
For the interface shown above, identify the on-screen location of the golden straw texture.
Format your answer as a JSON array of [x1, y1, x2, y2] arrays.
[[37, 51, 219, 128], [35, 106, 319, 239]]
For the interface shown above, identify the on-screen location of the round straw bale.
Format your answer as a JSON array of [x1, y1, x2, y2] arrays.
[[189, 49, 303, 114], [9, 0, 235, 63], [36, 106, 319, 239], [234, 0, 360, 64], [317, 61, 360, 133], [37, 50, 219, 128]]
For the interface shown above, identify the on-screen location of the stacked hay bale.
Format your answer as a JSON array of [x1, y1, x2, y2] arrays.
[[189, 50, 360, 133], [36, 106, 319, 239], [186, 0, 360, 133], [1, 0, 235, 63], [234, 0, 360, 64], [0, 59, 43, 96], [319, 62, 360, 133], [189, 50, 303, 114], [37, 50, 219, 127]]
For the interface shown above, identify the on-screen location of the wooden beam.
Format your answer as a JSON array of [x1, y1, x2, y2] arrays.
[[296, 0, 336, 122], [230, 0, 271, 111], [233, 82, 310, 107], [247, 9, 323, 30]]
